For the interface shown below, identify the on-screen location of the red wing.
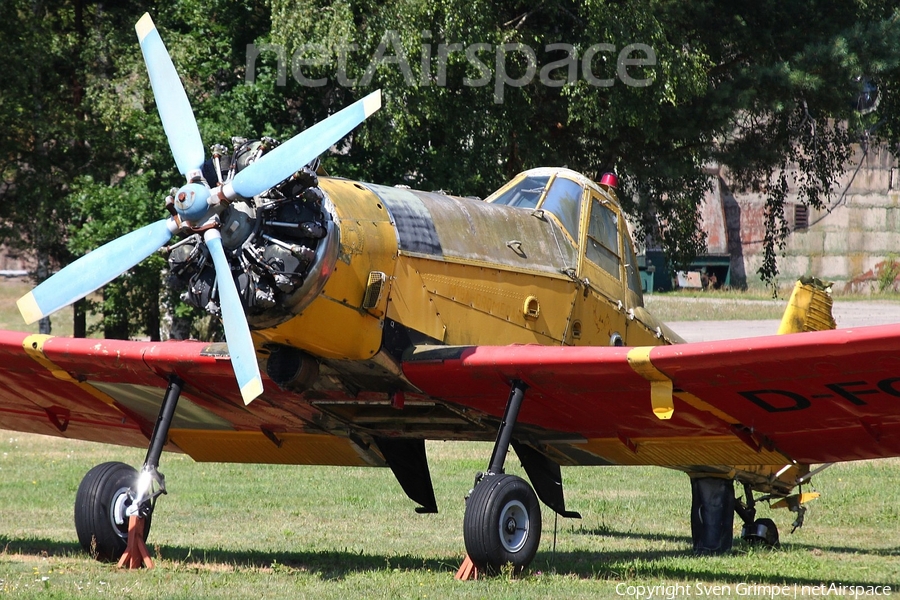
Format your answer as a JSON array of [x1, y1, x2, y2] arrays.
[[0, 330, 369, 466], [402, 324, 900, 466], [8, 324, 900, 469]]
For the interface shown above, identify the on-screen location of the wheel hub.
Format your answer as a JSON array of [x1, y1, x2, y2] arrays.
[[504, 517, 517, 535], [109, 486, 133, 539], [498, 499, 529, 553]]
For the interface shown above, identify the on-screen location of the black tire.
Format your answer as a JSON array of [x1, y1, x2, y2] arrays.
[[742, 517, 779, 548], [463, 474, 541, 574], [74, 462, 151, 561]]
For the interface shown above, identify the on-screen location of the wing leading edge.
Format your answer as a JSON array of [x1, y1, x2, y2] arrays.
[[5, 323, 900, 470], [402, 324, 900, 467]]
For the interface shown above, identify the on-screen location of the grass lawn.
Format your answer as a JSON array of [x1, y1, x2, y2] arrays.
[[0, 279, 89, 337], [0, 433, 898, 598], [643, 294, 787, 321], [2, 281, 899, 597]]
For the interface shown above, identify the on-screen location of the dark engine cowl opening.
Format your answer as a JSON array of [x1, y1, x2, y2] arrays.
[[265, 344, 319, 392]]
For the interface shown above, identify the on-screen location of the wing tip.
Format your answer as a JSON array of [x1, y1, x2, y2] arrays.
[[241, 378, 264, 405], [363, 90, 382, 117], [135, 13, 155, 42], [17, 292, 43, 325]]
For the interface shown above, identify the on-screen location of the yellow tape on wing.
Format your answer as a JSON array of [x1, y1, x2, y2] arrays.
[[627, 346, 674, 420]]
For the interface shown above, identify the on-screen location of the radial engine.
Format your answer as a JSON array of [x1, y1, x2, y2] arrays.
[[165, 137, 337, 329]]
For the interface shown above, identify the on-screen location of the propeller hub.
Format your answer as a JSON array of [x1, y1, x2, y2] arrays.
[[174, 182, 212, 223]]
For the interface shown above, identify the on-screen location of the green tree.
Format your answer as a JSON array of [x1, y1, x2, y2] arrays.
[[4, 0, 900, 339], [0, 0, 166, 336], [268, 0, 900, 285], [0, 0, 275, 338], [0, 0, 105, 334]]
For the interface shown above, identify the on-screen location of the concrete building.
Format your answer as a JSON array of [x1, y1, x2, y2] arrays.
[[697, 143, 900, 293], [0, 245, 28, 277]]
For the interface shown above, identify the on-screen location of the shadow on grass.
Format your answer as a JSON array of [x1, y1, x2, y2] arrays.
[[0, 536, 83, 558], [573, 525, 692, 544], [2, 532, 897, 585], [0, 534, 449, 580], [538, 547, 899, 586], [573, 525, 900, 556]]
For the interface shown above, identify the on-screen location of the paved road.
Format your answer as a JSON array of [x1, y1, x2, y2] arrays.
[[667, 300, 900, 342]]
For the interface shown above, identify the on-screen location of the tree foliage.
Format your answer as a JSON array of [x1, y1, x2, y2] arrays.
[[2, 1, 900, 338], [0, 0, 273, 338], [268, 0, 900, 282]]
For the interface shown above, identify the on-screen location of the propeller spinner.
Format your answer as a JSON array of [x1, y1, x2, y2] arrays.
[[17, 12, 382, 404]]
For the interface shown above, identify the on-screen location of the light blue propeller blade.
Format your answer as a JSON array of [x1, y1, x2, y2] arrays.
[[228, 90, 382, 199], [18, 218, 177, 325], [136, 13, 205, 177], [204, 230, 264, 404]]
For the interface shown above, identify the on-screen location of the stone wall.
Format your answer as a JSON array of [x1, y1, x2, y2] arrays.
[[708, 144, 900, 292], [0, 245, 30, 275]]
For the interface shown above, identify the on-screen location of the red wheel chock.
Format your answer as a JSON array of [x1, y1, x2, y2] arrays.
[[454, 554, 478, 580], [117, 515, 154, 569]]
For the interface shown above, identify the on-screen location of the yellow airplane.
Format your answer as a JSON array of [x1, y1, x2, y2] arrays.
[[1, 13, 897, 575]]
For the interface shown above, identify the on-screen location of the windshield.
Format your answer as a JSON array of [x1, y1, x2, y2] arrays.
[[539, 177, 583, 242], [487, 175, 550, 209]]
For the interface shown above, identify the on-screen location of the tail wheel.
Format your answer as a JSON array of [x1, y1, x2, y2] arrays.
[[463, 474, 541, 574], [74, 462, 151, 561], [742, 517, 779, 548]]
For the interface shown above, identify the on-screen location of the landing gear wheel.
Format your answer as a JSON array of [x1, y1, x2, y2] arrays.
[[74, 462, 152, 561], [742, 517, 779, 548], [463, 474, 541, 574]]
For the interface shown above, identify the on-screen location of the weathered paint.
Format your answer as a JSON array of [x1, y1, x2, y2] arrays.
[[3, 167, 773, 486], [254, 178, 398, 360], [265, 168, 675, 357]]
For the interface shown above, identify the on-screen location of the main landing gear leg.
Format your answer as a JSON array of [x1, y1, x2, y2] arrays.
[[74, 375, 183, 568], [459, 380, 542, 577], [119, 375, 184, 568], [689, 476, 735, 555]]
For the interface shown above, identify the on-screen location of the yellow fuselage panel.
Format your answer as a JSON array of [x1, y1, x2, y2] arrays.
[[256, 179, 398, 360], [367, 184, 581, 345], [255, 175, 668, 361], [387, 256, 577, 345]]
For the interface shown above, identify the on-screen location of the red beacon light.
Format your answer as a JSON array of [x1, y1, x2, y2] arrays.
[[599, 172, 618, 193]]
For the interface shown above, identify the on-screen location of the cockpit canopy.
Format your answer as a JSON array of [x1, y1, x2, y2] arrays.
[[486, 171, 581, 244], [486, 167, 642, 299]]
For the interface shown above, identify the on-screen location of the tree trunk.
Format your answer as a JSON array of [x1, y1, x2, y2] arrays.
[[73, 299, 86, 338]]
